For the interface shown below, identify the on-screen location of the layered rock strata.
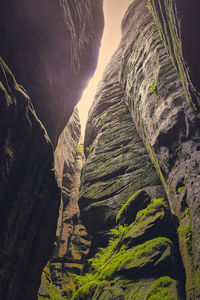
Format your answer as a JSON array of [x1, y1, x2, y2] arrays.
[[76, 0, 200, 299], [0, 0, 104, 145], [0, 1, 104, 299], [120, 1, 200, 297], [77, 13, 186, 297], [39, 110, 91, 299], [150, 0, 200, 109], [0, 58, 60, 300], [79, 46, 165, 253]]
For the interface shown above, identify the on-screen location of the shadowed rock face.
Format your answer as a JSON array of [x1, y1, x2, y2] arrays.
[[0, 58, 60, 300], [0, 0, 104, 145], [149, 0, 200, 110], [39, 110, 91, 298], [0, 1, 104, 299]]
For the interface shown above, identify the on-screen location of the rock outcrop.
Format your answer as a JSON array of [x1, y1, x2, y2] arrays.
[[39, 109, 91, 299], [75, 0, 200, 299], [121, 1, 200, 297], [0, 1, 104, 299], [79, 43, 166, 254], [0, 58, 60, 300], [0, 0, 104, 145], [150, 0, 200, 110]]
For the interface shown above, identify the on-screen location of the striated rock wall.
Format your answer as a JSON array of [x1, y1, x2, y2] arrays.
[[75, 0, 200, 299], [0, 1, 104, 299], [121, 1, 200, 297], [79, 43, 166, 253], [0, 58, 60, 300], [149, 0, 200, 110], [39, 109, 91, 299], [0, 0, 104, 145]]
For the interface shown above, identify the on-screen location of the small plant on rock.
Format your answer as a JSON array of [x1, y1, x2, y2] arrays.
[[150, 82, 157, 95]]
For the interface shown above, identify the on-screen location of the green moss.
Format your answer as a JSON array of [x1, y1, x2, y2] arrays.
[[71, 280, 106, 300], [146, 276, 175, 300], [77, 143, 83, 153], [177, 186, 184, 194], [178, 222, 192, 257], [85, 145, 92, 152], [116, 189, 144, 223], [48, 286, 63, 300], [73, 273, 95, 288], [38, 264, 63, 300], [150, 82, 157, 95], [145, 0, 151, 12], [89, 237, 121, 272], [110, 225, 129, 237], [135, 198, 166, 221], [182, 207, 190, 219], [98, 237, 172, 280], [122, 198, 168, 241]]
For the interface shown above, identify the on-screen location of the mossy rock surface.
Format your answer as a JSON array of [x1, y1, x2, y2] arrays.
[[98, 237, 174, 280], [122, 198, 175, 248], [146, 276, 182, 300], [116, 189, 151, 225]]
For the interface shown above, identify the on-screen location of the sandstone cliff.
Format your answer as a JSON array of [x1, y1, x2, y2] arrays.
[[0, 1, 104, 299], [0, 0, 104, 145], [0, 58, 60, 300], [39, 109, 91, 299], [73, 0, 200, 299]]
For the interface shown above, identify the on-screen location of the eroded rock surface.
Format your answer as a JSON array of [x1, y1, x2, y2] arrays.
[[39, 110, 91, 299], [79, 47, 165, 250], [76, 0, 200, 299], [0, 0, 104, 145], [0, 58, 60, 300], [0, 1, 104, 299], [150, 0, 200, 109], [120, 1, 200, 297]]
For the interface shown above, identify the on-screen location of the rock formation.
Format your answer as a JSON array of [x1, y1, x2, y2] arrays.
[[72, 0, 200, 299], [0, 0, 104, 145], [1, 0, 200, 299], [0, 58, 60, 300], [0, 1, 104, 299], [39, 109, 91, 299]]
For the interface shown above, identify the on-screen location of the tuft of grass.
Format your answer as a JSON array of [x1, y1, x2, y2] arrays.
[[85, 145, 92, 152], [177, 186, 184, 194], [77, 143, 83, 153], [150, 82, 157, 94], [145, 0, 151, 12]]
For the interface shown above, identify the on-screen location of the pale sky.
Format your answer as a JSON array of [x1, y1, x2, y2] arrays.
[[77, 0, 133, 135]]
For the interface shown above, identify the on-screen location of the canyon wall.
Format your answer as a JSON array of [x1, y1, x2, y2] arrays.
[[0, 1, 104, 299], [39, 109, 91, 299], [0, 0, 104, 145], [73, 0, 200, 299]]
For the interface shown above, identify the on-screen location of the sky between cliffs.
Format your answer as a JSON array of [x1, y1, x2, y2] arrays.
[[77, 0, 133, 136]]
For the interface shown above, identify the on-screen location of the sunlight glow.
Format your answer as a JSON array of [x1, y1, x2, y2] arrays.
[[77, 0, 133, 136]]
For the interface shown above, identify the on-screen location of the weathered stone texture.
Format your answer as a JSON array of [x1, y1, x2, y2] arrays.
[[120, 0, 200, 298], [39, 110, 91, 299], [0, 58, 60, 300], [77, 0, 200, 299], [0, 0, 104, 145], [150, 0, 200, 110], [79, 46, 165, 247], [0, 1, 104, 299]]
